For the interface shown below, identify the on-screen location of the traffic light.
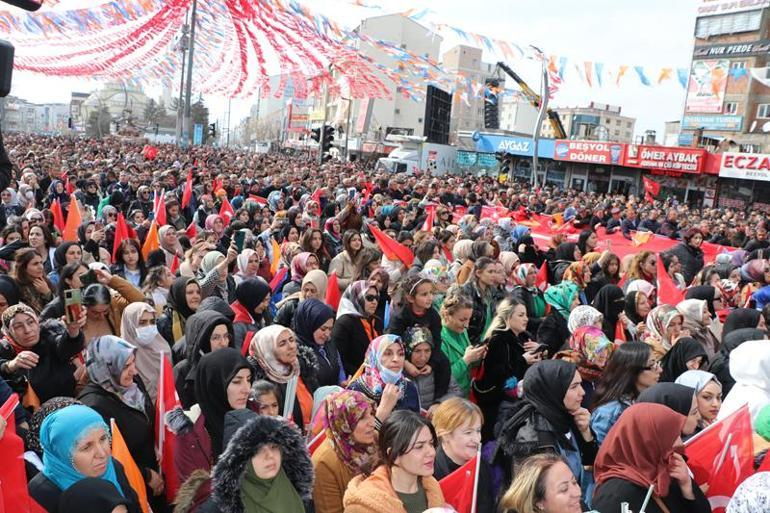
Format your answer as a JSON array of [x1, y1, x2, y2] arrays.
[[321, 125, 335, 162], [483, 78, 500, 130], [311, 127, 321, 143], [208, 123, 217, 138]]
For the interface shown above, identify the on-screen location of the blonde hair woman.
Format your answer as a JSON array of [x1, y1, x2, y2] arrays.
[[500, 453, 582, 513], [432, 397, 495, 513]]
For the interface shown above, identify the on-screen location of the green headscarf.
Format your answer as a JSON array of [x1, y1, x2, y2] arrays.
[[240, 462, 304, 513], [544, 281, 580, 320]]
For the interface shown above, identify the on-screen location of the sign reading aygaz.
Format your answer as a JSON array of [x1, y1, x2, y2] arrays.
[[720, 152, 770, 182]]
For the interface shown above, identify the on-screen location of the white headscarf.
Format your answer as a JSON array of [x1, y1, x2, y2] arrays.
[[727, 472, 770, 513], [719, 339, 770, 423], [120, 302, 171, 402], [675, 369, 720, 393], [568, 305, 603, 334]]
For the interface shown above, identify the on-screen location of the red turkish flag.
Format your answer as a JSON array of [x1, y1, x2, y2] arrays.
[[325, 271, 342, 311], [154, 191, 167, 227], [535, 260, 549, 292], [421, 207, 435, 232], [439, 451, 479, 513], [368, 224, 414, 267], [50, 199, 65, 233], [219, 197, 235, 225], [684, 404, 753, 513], [0, 395, 43, 513], [181, 170, 193, 209], [657, 256, 684, 304], [155, 354, 181, 501]]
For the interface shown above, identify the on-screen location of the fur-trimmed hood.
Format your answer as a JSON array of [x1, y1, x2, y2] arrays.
[[209, 410, 314, 513]]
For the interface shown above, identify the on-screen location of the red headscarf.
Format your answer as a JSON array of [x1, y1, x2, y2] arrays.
[[594, 403, 686, 497]]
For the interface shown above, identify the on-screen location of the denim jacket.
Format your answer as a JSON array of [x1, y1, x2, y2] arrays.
[[590, 398, 632, 444]]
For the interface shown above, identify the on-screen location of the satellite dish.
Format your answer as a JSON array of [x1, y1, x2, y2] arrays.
[[762, 122, 770, 133], [751, 120, 758, 132]]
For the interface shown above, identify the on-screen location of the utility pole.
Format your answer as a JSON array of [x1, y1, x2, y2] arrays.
[[318, 66, 331, 166], [531, 46, 549, 188], [344, 98, 352, 162], [175, 19, 189, 146], [226, 97, 232, 147], [181, 0, 198, 147]]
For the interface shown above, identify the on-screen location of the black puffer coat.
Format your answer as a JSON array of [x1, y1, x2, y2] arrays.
[[666, 242, 704, 286]]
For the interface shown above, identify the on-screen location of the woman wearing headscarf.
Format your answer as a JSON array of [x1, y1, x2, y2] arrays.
[[275, 269, 328, 328], [323, 217, 343, 258], [722, 308, 764, 338], [644, 304, 685, 359], [157, 276, 201, 346], [197, 250, 236, 302], [561, 260, 591, 305], [685, 284, 725, 338], [204, 214, 226, 244], [173, 310, 235, 409], [0, 188, 23, 218], [560, 325, 614, 407], [592, 284, 625, 342], [676, 370, 723, 434], [167, 348, 253, 487], [120, 302, 172, 402], [537, 281, 580, 356], [592, 403, 710, 513], [332, 281, 381, 377], [23, 396, 80, 476], [229, 277, 271, 352], [709, 327, 766, 396], [158, 225, 183, 268], [637, 383, 701, 439], [77, 336, 167, 510], [233, 248, 259, 285], [659, 337, 709, 382], [719, 339, 770, 422], [203, 409, 312, 513], [347, 334, 420, 425], [548, 242, 580, 285], [47, 241, 83, 287], [510, 262, 547, 335], [495, 360, 598, 494], [567, 305, 603, 335], [0, 303, 85, 405], [312, 390, 378, 513], [456, 240, 494, 286], [28, 404, 142, 513], [727, 472, 770, 513], [623, 290, 651, 341], [677, 298, 720, 359], [283, 252, 320, 296], [498, 251, 520, 291], [293, 299, 344, 387], [248, 325, 319, 433]]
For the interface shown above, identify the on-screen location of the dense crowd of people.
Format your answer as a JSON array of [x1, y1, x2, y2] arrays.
[[3, 133, 770, 513]]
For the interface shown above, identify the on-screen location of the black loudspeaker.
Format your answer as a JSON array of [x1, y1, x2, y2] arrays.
[[0, 40, 14, 98], [423, 85, 452, 144]]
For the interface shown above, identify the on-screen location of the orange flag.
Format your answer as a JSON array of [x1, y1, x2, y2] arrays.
[[111, 420, 149, 513], [270, 238, 281, 275], [142, 221, 159, 260], [62, 198, 82, 242]]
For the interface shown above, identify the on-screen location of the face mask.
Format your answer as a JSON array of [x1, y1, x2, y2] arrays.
[[380, 367, 402, 385], [135, 325, 159, 346]]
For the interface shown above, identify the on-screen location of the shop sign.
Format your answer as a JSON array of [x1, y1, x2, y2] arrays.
[[719, 152, 770, 182], [698, 0, 770, 16], [693, 39, 770, 59], [681, 114, 743, 131], [553, 140, 625, 165], [625, 145, 705, 173]]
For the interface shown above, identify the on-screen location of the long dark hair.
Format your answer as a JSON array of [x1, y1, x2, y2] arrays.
[[591, 342, 651, 410], [367, 410, 437, 475]]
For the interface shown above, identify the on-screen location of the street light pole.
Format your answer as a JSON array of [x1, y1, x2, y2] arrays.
[[531, 47, 549, 188], [182, 0, 197, 147], [344, 98, 352, 162], [175, 20, 188, 146], [318, 76, 329, 166]]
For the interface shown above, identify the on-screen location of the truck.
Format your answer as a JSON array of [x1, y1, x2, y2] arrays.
[[375, 135, 457, 176]]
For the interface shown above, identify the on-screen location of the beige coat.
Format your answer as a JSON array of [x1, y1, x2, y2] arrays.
[[343, 465, 445, 513], [312, 439, 356, 513]]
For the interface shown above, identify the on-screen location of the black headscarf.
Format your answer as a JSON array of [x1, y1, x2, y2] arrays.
[[292, 298, 334, 348], [195, 347, 252, 458], [0, 275, 20, 308], [167, 276, 198, 319], [198, 296, 236, 322], [235, 277, 271, 318], [722, 308, 761, 337], [53, 242, 80, 272], [685, 286, 718, 316], [593, 285, 625, 340], [521, 360, 577, 435], [624, 291, 645, 325], [636, 382, 695, 416], [554, 242, 578, 262], [659, 337, 709, 382], [709, 328, 766, 396], [577, 231, 594, 256], [58, 478, 129, 513], [76, 221, 95, 246]]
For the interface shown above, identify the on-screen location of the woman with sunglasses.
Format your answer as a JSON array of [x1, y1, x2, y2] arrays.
[[333, 281, 381, 377]]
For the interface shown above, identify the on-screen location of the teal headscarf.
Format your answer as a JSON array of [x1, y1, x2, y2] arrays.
[[544, 281, 580, 320], [40, 404, 124, 496]]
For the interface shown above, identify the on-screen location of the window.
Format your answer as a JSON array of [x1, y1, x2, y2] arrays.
[[418, 118, 423, 123], [695, 10, 762, 38], [724, 102, 738, 114], [394, 108, 401, 115], [730, 61, 747, 70], [626, 121, 632, 128], [605, 118, 611, 124], [757, 104, 770, 118], [616, 119, 621, 126]]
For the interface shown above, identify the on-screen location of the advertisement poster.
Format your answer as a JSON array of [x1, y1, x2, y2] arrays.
[[625, 145, 705, 173], [685, 60, 729, 114], [553, 140, 625, 165]]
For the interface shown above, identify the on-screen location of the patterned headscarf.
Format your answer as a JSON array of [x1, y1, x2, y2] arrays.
[[646, 304, 683, 352], [249, 325, 300, 384], [323, 390, 377, 472], [25, 396, 81, 456], [544, 281, 580, 320], [85, 336, 146, 413], [514, 263, 537, 291], [352, 334, 406, 399], [727, 472, 770, 513], [291, 252, 315, 283], [2, 302, 37, 335], [568, 305, 604, 334], [236, 249, 258, 279], [569, 325, 615, 382], [562, 261, 590, 290], [337, 280, 375, 319], [626, 279, 656, 298]]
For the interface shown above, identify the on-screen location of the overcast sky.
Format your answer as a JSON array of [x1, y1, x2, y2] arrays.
[[4, 0, 700, 138]]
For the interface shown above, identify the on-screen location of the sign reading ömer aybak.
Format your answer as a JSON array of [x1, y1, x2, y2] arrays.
[[625, 145, 705, 173], [720, 152, 770, 182]]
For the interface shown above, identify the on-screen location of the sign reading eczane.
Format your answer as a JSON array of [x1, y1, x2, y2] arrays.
[[720, 152, 770, 182]]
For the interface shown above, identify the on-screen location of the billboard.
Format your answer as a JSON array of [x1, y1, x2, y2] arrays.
[[685, 60, 730, 114], [625, 145, 705, 173], [553, 140, 626, 165], [681, 114, 743, 131], [694, 39, 770, 59], [720, 152, 770, 182], [698, 0, 770, 16]]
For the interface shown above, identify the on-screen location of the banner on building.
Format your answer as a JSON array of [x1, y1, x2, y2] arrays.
[[553, 140, 625, 165], [682, 114, 743, 131], [694, 39, 770, 59], [625, 145, 705, 173], [685, 60, 730, 114], [720, 152, 770, 182], [698, 0, 770, 16]]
